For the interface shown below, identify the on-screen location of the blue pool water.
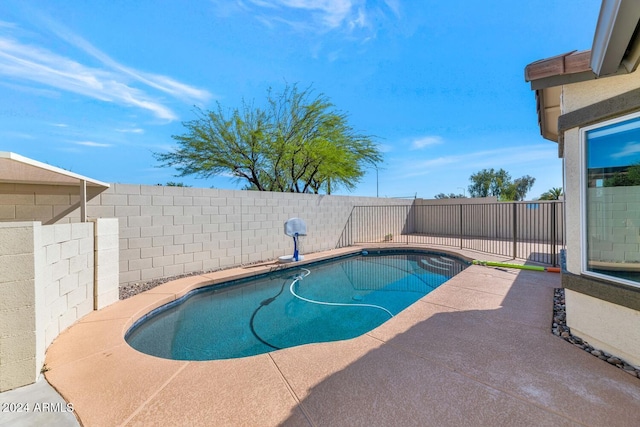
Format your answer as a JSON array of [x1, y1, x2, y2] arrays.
[[126, 250, 468, 360]]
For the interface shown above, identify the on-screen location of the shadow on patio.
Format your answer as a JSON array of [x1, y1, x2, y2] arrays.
[[273, 263, 640, 426]]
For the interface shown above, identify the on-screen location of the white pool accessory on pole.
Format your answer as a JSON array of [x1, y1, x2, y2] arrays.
[[278, 218, 307, 263]]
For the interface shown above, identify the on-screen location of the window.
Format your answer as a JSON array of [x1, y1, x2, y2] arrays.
[[583, 113, 640, 287]]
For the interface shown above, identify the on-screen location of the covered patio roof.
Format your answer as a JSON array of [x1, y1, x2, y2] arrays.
[[0, 152, 110, 222], [0, 152, 109, 188]]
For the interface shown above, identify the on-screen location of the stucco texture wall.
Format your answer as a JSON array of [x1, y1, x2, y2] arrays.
[[566, 289, 640, 367], [559, 63, 640, 369]]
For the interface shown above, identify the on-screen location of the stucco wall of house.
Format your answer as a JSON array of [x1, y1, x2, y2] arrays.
[[566, 288, 640, 367], [562, 127, 583, 275], [562, 70, 640, 113], [559, 64, 640, 368]]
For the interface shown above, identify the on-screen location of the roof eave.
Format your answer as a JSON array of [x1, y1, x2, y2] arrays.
[[591, 0, 640, 76], [0, 152, 110, 188]]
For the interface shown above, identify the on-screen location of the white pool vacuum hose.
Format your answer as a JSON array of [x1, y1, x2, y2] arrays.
[[289, 268, 393, 318]]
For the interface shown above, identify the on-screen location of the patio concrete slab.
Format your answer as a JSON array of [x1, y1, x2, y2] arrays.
[[126, 356, 308, 426], [45, 345, 187, 426], [271, 335, 576, 427], [43, 317, 131, 368], [426, 265, 556, 329], [31, 246, 640, 426], [370, 301, 640, 426]]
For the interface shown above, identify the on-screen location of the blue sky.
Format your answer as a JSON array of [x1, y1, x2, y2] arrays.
[[0, 0, 602, 199]]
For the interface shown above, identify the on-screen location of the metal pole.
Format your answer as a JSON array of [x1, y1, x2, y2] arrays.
[[551, 202, 557, 267], [80, 179, 87, 222], [459, 204, 463, 249], [512, 202, 517, 260]]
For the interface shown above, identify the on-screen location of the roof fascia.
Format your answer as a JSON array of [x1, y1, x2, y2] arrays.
[[591, 0, 640, 76]]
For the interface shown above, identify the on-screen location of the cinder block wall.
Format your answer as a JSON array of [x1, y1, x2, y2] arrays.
[[88, 184, 409, 286], [0, 219, 119, 391], [41, 222, 96, 348], [0, 222, 42, 391], [0, 183, 103, 225], [94, 218, 120, 309]]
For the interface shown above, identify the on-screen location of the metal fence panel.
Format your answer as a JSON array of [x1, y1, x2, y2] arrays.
[[337, 201, 564, 266]]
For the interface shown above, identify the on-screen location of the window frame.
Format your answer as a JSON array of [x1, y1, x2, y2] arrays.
[[580, 110, 640, 289]]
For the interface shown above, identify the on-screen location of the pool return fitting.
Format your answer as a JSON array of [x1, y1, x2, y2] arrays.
[[472, 260, 560, 273]]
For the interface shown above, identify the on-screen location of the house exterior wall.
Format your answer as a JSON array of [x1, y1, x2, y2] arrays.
[[558, 67, 640, 368], [566, 289, 640, 366], [562, 70, 640, 113], [561, 71, 640, 273], [563, 127, 582, 274]]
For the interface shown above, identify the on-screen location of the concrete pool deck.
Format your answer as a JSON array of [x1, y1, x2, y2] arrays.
[[41, 245, 640, 426]]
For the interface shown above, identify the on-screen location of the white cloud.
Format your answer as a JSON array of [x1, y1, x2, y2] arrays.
[[252, 0, 353, 29], [411, 136, 443, 150], [0, 131, 35, 139], [611, 141, 640, 159], [73, 141, 112, 148], [240, 0, 398, 34], [382, 0, 401, 17], [401, 144, 556, 178], [376, 142, 394, 153], [0, 21, 18, 30], [116, 128, 145, 134], [0, 18, 212, 121]]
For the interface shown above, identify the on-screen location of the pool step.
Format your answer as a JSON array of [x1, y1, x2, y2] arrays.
[[417, 256, 466, 276]]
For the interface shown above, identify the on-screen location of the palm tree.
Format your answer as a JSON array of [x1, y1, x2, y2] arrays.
[[539, 187, 563, 200]]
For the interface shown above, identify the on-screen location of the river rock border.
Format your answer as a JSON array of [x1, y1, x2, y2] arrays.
[[553, 288, 639, 379]]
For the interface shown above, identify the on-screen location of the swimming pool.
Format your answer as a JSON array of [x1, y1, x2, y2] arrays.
[[125, 250, 468, 360]]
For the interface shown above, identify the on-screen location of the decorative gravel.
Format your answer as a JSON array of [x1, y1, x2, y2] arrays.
[[118, 269, 218, 300], [553, 288, 639, 378], [118, 260, 274, 300]]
